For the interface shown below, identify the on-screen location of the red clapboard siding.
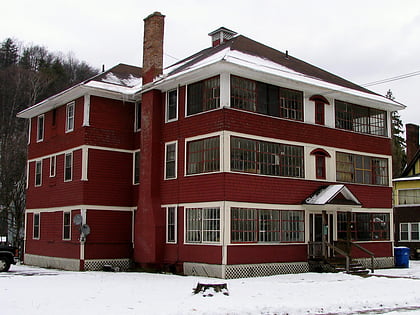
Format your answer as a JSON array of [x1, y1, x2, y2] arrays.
[[24, 212, 80, 259], [84, 149, 135, 206], [227, 244, 307, 264], [84, 210, 132, 259]]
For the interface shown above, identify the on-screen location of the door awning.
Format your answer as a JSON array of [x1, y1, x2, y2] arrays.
[[304, 185, 361, 205]]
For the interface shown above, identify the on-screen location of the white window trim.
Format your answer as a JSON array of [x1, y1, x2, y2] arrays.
[[50, 155, 56, 177], [66, 101, 75, 133], [164, 141, 178, 180], [134, 102, 141, 132], [33, 213, 40, 240], [133, 150, 140, 185], [400, 222, 420, 242], [37, 114, 44, 142], [64, 152, 73, 182], [166, 206, 177, 244], [28, 118, 31, 144], [35, 160, 42, 187], [63, 211, 71, 240], [184, 206, 221, 245], [184, 132, 223, 177], [165, 88, 178, 122]]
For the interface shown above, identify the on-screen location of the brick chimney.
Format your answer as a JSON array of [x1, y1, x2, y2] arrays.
[[142, 12, 165, 84], [406, 123, 419, 164], [208, 27, 237, 47]]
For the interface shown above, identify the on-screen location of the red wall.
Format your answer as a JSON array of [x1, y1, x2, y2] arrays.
[[227, 244, 307, 264], [84, 210, 133, 259], [25, 211, 80, 259]]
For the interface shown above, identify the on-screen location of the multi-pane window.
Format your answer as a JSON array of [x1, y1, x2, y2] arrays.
[[133, 151, 140, 184], [186, 136, 220, 175], [166, 89, 178, 121], [398, 189, 420, 205], [186, 207, 220, 243], [231, 208, 304, 243], [166, 207, 177, 243], [66, 102, 75, 132], [315, 102, 325, 125], [315, 155, 326, 179], [33, 213, 40, 239], [231, 136, 304, 178], [187, 76, 220, 116], [337, 212, 390, 241], [37, 115, 44, 142], [135, 102, 141, 131], [230, 76, 303, 121], [63, 212, 71, 240], [64, 152, 73, 182], [336, 152, 388, 186], [50, 155, 56, 177], [335, 100, 387, 136], [165, 142, 177, 179], [35, 160, 42, 187], [400, 223, 420, 241]]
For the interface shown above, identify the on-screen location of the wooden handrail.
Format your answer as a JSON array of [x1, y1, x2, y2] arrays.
[[325, 241, 350, 272], [351, 242, 375, 273]]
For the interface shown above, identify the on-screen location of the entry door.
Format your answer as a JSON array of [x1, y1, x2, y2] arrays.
[[309, 212, 334, 257]]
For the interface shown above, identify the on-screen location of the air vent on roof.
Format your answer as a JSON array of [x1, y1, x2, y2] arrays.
[[208, 27, 237, 47]]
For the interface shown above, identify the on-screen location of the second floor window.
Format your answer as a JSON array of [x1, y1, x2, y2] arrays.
[[186, 136, 220, 175], [231, 76, 303, 121], [66, 102, 75, 132], [335, 100, 387, 136], [37, 115, 44, 142], [35, 160, 42, 186], [187, 76, 220, 116], [165, 142, 177, 179], [398, 189, 420, 205], [336, 152, 388, 186], [231, 136, 304, 178], [50, 155, 56, 177], [133, 151, 140, 184], [166, 89, 178, 121]]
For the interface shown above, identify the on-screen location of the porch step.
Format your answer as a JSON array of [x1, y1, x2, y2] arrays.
[[327, 260, 370, 276]]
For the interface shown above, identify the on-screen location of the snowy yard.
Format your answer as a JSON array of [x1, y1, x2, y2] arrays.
[[2, 262, 420, 315]]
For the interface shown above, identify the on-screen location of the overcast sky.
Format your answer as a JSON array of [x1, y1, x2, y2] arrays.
[[2, 0, 420, 129]]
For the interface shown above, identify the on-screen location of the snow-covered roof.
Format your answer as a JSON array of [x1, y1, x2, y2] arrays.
[[304, 185, 361, 205], [154, 35, 404, 111], [393, 175, 420, 182], [17, 64, 142, 119]]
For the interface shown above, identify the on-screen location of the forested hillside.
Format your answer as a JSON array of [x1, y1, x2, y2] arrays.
[[0, 37, 98, 249]]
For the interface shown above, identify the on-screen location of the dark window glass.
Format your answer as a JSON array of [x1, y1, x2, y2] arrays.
[[187, 77, 220, 115]]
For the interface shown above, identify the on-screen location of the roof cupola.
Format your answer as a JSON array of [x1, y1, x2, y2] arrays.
[[208, 27, 237, 47]]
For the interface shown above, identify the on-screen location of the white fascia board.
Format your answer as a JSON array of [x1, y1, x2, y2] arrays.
[[393, 176, 420, 182], [17, 84, 139, 119]]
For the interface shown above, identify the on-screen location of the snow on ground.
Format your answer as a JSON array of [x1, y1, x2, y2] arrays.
[[1, 262, 420, 315]]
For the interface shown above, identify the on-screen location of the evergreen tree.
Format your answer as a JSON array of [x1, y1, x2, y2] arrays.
[[386, 90, 406, 178], [0, 38, 19, 68]]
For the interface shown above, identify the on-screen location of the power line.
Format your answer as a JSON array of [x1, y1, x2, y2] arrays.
[[362, 70, 420, 87]]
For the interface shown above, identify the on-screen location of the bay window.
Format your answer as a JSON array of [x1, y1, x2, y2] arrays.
[[187, 76, 220, 116], [186, 136, 220, 175]]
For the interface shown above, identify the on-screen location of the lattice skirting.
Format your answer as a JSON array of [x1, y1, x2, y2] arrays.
[[354, 256, 395, 269], [184, 262, 310, 279], [84, 259, 131, 271]]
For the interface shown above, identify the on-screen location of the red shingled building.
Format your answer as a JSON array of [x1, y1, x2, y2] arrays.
[[18, 12, 404, 278]]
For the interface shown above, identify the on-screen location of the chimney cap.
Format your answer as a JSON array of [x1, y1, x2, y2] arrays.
[[208, 27, 237, 47], [144, 11, 165, 21]]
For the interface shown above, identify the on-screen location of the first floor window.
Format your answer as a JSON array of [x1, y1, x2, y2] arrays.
[[35, 160, 42, 186], [33, 213, 40, 239], [231, 136, 304, 178], [187, 136, 220, 175], [400, 223, 420, 241], [231, 208, 304, 243], [337, 212, 390, 241], [186, 207, 220, 243], [166, 207, 177, 243], [63, 212, 71, 240], [64, 152, 73, 181], [336, 152, 388, 186], [133, 151, 140, 184], [165, 142, 177, 179]]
